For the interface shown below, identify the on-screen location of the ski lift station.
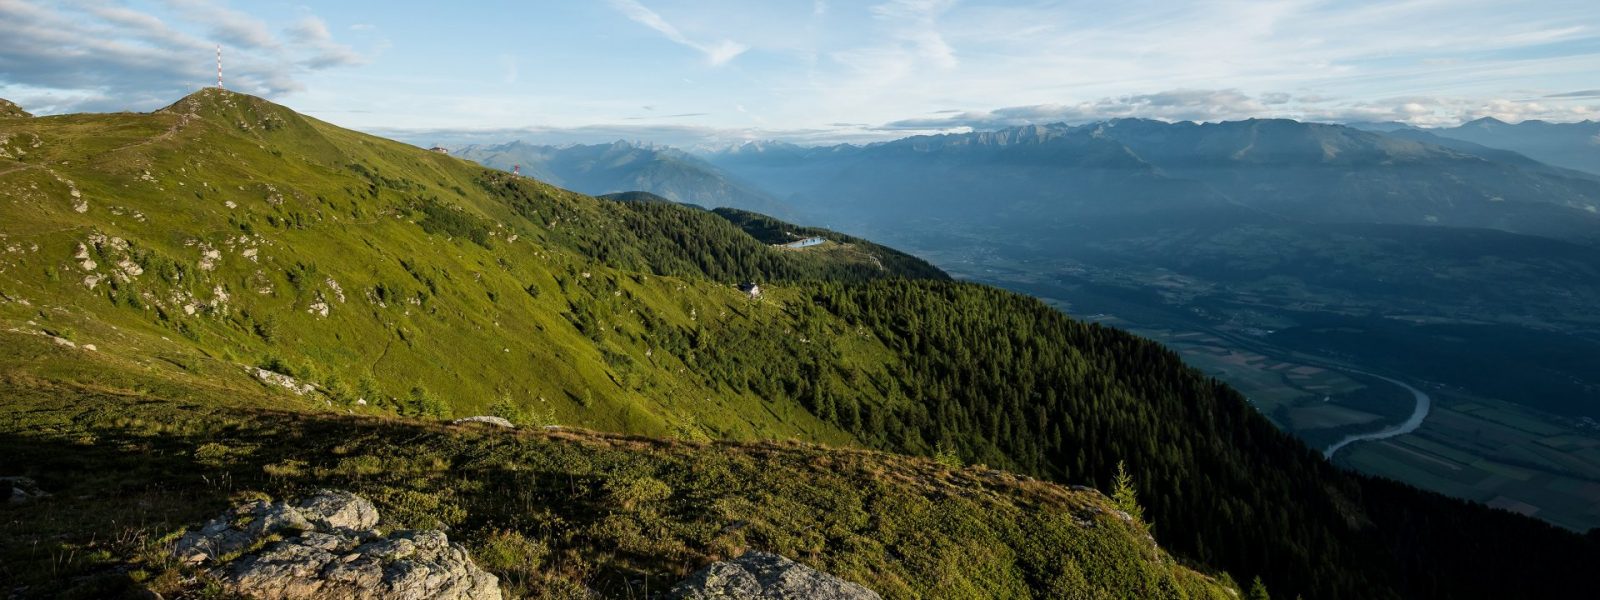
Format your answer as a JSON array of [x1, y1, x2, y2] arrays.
[[779, 237, 826, 249]]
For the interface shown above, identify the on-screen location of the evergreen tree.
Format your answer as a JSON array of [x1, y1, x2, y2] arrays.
[[1112, 460, 1145, 524], [933, 441, 963, 468], [1247, 576, 1271, 600], [407, 385, 448, 418]]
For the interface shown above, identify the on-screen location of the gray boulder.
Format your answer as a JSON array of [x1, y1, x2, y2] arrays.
[[2, 476, 48, 505], [174, 498, 313, 564], [295, 489, 379, 532], [451, 416, 515, 429], [668, 552, 880, 600], [173, 490, 500, 600]]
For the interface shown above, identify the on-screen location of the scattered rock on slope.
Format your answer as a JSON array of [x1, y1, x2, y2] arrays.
[[0, 98, 30, 119], [668, 551, 881, 600], [173, 489, 500, 600]]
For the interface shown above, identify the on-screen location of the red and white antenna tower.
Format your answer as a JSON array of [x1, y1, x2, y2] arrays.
[[512, 164, 521, 177], [216, 44, 224, 89]]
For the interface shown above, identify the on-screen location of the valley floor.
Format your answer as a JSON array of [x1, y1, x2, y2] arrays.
[[924, 248, 1600, 533]]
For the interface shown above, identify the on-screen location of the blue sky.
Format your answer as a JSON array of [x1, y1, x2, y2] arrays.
[[2, 0, 1598, 146]]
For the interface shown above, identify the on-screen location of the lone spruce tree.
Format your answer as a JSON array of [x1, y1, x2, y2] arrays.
[[1112, 460, 1146, 524], [1246, 575, 1271, 600]]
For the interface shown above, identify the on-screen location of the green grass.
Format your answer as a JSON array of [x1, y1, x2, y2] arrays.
[[0, 357, 1232, 599], [0, 88, 928, 444]]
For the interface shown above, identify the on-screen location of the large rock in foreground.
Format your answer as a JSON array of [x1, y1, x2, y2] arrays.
[[174, 490, 500, 600], [668, 551, 880, 600]]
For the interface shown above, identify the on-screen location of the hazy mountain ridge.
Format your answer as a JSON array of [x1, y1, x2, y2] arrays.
[[1428, 117, 1600, 176], [453, 139, 796, 218], [721, 119, 1600, 241]]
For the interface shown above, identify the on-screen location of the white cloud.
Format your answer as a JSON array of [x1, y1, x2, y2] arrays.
[[164, 0, 279, 50], [879, 89, 1272, 129], [0, 1, 368, 114], [868, 0, 956, 68], [878, 89, 1600, 132], [606, 0, 748, 66], [6, 0, 1596, 135], [287, 16, 364, 69]]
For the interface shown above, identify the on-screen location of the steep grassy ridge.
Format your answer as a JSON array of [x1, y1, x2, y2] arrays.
[[0, 88, 935, 443]]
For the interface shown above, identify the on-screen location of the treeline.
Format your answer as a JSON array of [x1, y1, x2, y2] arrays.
[[643, 277, 1599, 599], [800, 280, 1600, 599]]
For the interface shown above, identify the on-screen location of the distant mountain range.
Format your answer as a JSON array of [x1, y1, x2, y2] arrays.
[[452, 140, 794, 218], [1429, 117, 1600, 176], [1348, 117, 1600, 176], [706, 119, 1600, 243]]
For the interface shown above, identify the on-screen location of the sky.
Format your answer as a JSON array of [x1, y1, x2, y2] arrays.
[[2, 0, 1599, 147]]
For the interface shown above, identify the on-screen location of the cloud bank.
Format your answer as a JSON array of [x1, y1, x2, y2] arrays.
[[881, 89, 1600, 131]]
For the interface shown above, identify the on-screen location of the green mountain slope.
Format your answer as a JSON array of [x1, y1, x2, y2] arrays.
[[0, 88, 939, 442], [3, 90, 1598, 599], [0, 337, 1236, 599]]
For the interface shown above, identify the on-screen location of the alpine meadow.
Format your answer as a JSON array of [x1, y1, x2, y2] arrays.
[[4, 1, 1600, 599]]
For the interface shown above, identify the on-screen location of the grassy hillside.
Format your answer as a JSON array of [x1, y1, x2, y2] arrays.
[[0, 88, 940, 444], [3, 90, 1598, 599], [0, 331, 1232, 599]]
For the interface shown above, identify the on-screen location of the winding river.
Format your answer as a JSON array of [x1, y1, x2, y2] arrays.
[[1323, 372, 1432, 459]]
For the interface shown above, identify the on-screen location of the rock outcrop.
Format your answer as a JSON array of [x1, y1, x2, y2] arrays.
[[451, 415, 515, 428], [174, 490, 500, 600], [2, 476, 48, 505], [668, 551, 880, 600], [0, 98, 29, 119]]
